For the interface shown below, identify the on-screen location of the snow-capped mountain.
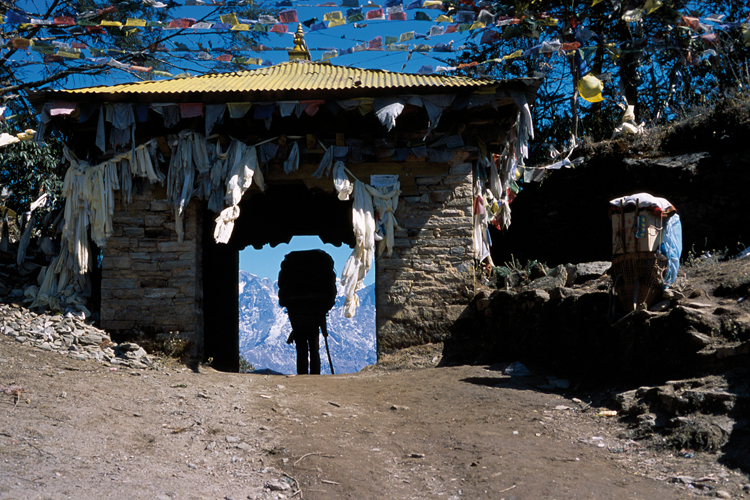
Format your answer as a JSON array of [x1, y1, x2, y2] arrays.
[[238, 271, 376, 375]]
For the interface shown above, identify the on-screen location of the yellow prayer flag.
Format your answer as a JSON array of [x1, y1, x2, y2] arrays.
[[16, 129, 35, 141], [324, 11, 343, 21], [125, 18, 146, 27], [644, 0, 662, 14], [537, 17, 558, 26], [231, 24, 250, 30], [357, 98, 374, 115], [398, 31, 414, 42], [100, 20, 123, 27], [470, 21, 485, 30], [422, 0, 443, 7], [502, 49, 523, 60], [577, 74, 604, 103], [58, 49, 82, 59], [592, 0, 603, 5], [435, 15, 452, 23], [328, 18, 345, 27], [220, 13, 239, 25]]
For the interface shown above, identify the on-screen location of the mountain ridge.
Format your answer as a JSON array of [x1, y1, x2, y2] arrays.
[[238, 271, 376, 374]]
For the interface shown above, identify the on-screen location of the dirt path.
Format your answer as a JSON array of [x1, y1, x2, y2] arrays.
[[0, 337, 746, 499], [268, 367, 700, 500]]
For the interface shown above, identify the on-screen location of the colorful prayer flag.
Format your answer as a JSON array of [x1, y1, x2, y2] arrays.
[[398, 31, 414, 42], [279, 10, 299, 23], [324, 11, 344, 21], [126, 18, 147, 26], [577, 74, 604, 102], [220, 13, 239, 25]]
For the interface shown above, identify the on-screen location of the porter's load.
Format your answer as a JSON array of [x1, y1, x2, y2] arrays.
[[278, 249, 337, 313], [609, 193, 682, 312]]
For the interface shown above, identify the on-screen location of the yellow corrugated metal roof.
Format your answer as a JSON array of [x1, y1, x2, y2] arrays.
[[54, 61, 499, 97]]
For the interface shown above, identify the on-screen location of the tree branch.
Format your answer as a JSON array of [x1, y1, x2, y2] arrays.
[[0, 63, 107, 95]]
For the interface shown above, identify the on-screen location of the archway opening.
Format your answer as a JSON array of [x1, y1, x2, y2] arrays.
[[202, 183, 375, 373], [238, 236, 376, 375]]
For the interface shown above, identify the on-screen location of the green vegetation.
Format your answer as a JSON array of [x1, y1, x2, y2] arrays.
[[448, 1, 750, 159]]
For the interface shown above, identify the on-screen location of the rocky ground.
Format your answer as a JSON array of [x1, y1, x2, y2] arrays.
[[0, 254, 749, 499], [2, 334, 749, 500]]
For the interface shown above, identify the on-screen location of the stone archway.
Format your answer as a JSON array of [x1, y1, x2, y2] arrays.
[[202, 184, 354, 371]]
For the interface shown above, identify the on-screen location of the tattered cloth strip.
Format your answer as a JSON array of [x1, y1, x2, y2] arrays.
[[168, 131, 199, 242], [473, 179, 491, 262], [369, 181, 402, 258], [32, 148, 97, 312], [508, 89, 535, 163], [339, 178, 377, 318], [33, 137, 168, 312], [214, 138, 266, 244], [333, 164, 401, 317]]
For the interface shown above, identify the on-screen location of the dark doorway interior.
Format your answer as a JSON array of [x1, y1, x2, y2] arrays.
[[202, 183, 354, 371]]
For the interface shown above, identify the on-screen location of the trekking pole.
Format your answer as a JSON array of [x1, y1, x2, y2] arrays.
[[321, 318, 334, 375]]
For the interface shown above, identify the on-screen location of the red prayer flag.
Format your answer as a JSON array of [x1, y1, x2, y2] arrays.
[[96, 5, 119, 15], [215, 54, 232, 62], [444, 24, 458, 33], [388, 11, 407, 21], [169, 18, 195, 28], [269, 23, 289, 34], [368, 36, 383, 49], [54, 16, 75, 25], [11, 38, 31, 48], [479, 30, 501, 44], [301, 100, 325, 116], [179, 103, 203, 118], [679, 16, 701, 31], [560, 41, 581, 51], [366, 8, 384, 19], [279, 10, 298, 23]]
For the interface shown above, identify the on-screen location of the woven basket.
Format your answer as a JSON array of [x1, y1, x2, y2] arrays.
[[611, 252, 667, 312]]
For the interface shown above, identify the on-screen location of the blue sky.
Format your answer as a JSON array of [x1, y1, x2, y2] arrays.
[[5, 1, 475, 83], [5, 0, 466, 286], [240, 237, 373, 285]]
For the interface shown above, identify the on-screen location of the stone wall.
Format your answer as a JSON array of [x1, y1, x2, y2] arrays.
[[97, 161, 477, 362], [375, 162, 475, 354], [100, 184, 203, 356]]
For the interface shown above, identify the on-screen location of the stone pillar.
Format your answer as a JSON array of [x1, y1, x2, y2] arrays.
[[375, 162, 474, 355], [100, 185, 203, 358]]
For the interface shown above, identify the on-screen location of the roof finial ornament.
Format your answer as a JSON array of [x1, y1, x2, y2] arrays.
[[288, 23, 311, 62]]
